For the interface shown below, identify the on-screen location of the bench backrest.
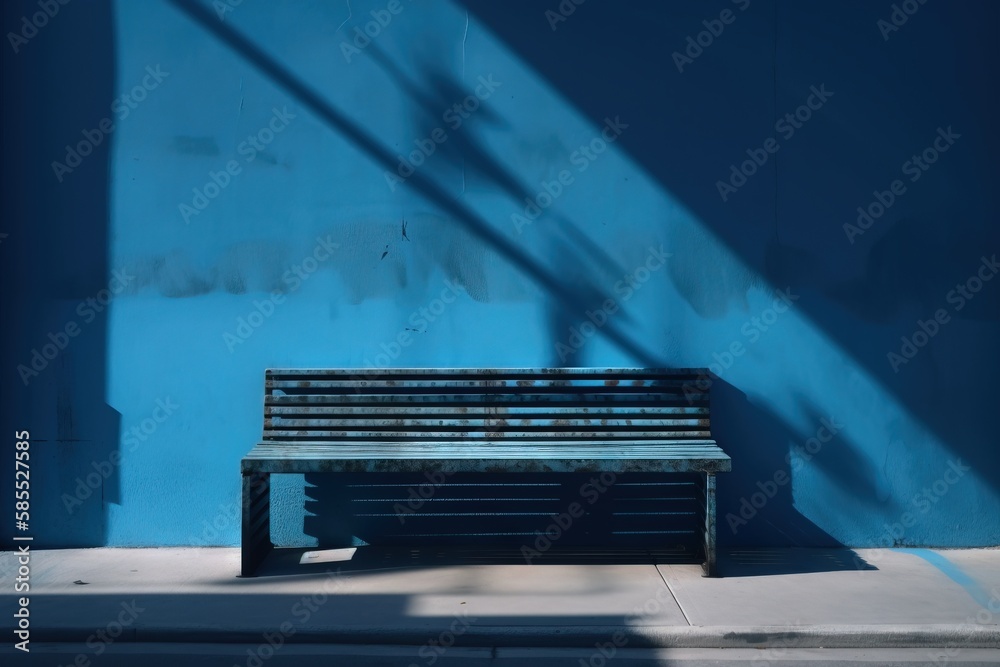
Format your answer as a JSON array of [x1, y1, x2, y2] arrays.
[[262, 368, 710, 443]]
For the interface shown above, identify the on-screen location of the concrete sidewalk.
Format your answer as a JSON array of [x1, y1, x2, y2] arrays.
[[1, 546, 998, 664]]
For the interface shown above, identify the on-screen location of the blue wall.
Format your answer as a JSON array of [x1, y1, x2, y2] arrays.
[[4, 0, 998, 550]]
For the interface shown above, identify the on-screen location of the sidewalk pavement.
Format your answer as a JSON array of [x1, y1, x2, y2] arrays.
[[1, 546, 997, 665]]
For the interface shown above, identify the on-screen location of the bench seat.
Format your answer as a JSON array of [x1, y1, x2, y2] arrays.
[[243, 441, 731, 474]]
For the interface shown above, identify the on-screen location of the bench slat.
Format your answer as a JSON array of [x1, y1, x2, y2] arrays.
[[267, 379, 699, 390], [265, 393, 708, 405], [265, 418, 708, 428], [247, 451, 727, 458], [264, 405, 709, 416], [246, 441, 727, 455], [250, 448, 725, 454], [266, 367, 709, 377], [267, 387, 706, 393], [243, 456, 729, 474], [262, 430, 712, 439]]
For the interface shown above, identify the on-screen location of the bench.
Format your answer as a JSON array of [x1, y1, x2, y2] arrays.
[[241, 368, 731, 576]]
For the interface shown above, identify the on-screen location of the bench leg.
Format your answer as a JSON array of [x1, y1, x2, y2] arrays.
[[702, 472, 718, 577], [241, 471, 272, 577]]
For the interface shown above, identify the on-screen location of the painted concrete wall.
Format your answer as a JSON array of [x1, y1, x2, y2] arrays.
[[4, 0, 998, 550]]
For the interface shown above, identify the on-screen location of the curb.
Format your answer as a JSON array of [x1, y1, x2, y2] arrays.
[[26, 624, 1000, 649]]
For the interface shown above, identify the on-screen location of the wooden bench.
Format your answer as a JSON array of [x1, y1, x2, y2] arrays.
[[241, 368, 731, 576]]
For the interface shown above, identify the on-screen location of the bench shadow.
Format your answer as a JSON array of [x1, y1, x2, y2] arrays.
[[710, 378, 830, 547], [250, 544, 874, 579], [707, 378, 875, 574], [719, 548, 875, 577], [254, 544, 701, 578]]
